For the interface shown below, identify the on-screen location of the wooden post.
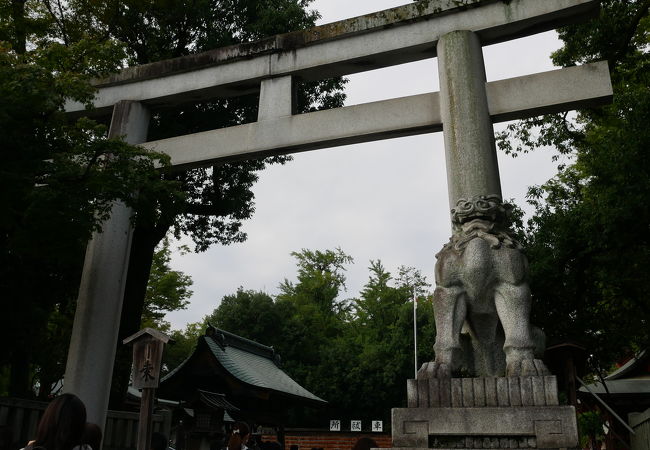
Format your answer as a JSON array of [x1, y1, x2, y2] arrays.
[[123, 328, 172, 450], [138, 388, 155, 450]]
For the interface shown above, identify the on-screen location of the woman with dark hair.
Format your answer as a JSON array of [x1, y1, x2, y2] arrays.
[[227, 422, 250, 450], [22, 393, 88, 450]]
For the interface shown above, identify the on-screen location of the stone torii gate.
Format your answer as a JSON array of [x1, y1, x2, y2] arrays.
[[63, 0, 612, 432]]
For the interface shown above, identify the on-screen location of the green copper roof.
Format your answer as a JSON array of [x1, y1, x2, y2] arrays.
[[161, 327, 325, 404], [204, 328, 325, 403]]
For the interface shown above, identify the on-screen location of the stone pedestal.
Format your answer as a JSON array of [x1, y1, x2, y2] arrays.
[[390, 376, 577, 450]]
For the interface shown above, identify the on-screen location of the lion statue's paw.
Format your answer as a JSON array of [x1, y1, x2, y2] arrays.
[[506, 358, 550, 377], [417, 361, 452, 379]]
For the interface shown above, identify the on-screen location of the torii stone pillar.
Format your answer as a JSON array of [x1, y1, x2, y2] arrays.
[[401, 30, 577, 450], [438, 30, 502, 207], [63, 101, 149, 428]]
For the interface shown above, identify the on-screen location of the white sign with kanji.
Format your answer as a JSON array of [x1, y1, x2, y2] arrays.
[[372, 420, 383, 432], [330, 420, 341, 431], [351, 420, 362, 432]]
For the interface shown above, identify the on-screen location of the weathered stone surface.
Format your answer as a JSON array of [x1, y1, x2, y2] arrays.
[[65, 0, 599, 114], [407, 376, 562, 408], [438, 31, 501, 206], [418, 378, 430, 407], [451, 379, 464, 407], [392, 405, 578, 449], [520, 377, 534, 406], [496, 377, 509, 406], [258, 76, 294, 121], [431, 38, 549, 374], [407, 379, 418, 408], [429, 378, 441, 407], [508, 377, 522, 406], [473, 378, 486, 407], [462, 378, 474, 406], [63, 101, 149, 427], [544, 376, 559, 406], [531, 376, 546, 406], [440, 378, 452, 407], [485, 377, 498, 407], [407, 375, 558, 408], [138, 62, 611, 170], [428, 195, 552, 377]]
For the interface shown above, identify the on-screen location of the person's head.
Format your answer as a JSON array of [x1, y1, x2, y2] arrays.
[[81, 422, 102, 450], [227, 422, 250, 450], [34, 393, 87, 450], [150, 432, 168, 450], [352, 437, 378, 450]]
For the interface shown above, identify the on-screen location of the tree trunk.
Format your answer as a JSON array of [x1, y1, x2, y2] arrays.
[[11, 0, 27, 54]]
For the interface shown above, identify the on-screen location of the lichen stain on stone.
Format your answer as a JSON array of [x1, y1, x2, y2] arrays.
[[500, 0, 522, 23], [97, 0, 498, 87]]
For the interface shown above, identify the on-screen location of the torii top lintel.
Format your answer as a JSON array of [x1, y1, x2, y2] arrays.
[[65, 0, 599, 116], [64, 0, 610, 174]]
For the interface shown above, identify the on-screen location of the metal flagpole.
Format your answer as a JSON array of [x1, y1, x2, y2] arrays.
[[413, 290, 418, 379]]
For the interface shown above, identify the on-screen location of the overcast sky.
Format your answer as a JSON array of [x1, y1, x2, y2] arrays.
[[165, 0, 567, 330]]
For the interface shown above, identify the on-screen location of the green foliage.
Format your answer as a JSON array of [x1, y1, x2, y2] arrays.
[[0, 0, 347, 400], [0, 0, 183, 397], [142, 238, 193, 331], [331, 262, 435, 425], [503, 0, 650, 373], [278, 248, 354, 315], [0, 39, 178, 399], [207, 288, 292, 347], [578, 410, 605, 449], [172, 249, 435, 427], [38, 0, 348, 253], [163, 322, 206, 375]]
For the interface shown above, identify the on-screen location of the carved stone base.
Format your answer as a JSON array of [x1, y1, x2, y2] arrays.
[[406, 376, 559, 408], [390, 377, 577, 450]]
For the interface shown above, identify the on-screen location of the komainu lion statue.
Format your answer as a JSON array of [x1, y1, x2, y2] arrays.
[[418, 195, 549, 379]]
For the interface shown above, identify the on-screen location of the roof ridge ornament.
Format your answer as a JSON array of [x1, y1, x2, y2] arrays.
[[205, 322, 227, 349], [272, 348, 282, 368]]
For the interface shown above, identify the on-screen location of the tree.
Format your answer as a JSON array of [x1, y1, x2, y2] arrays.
[[19, 0, 346, 406], [278, 248, 354, 315], [208, 288, 286, 342], [189, 251, 436, 426], [178, 249, 357, 426], [163, 321, 206, 376], [338, 262, 435, 423], [500, 0, 650, 374], [141, 238, 194, 331], [274, 248, 354, 383], [108, 236, 194, 402], [0, 0, 178, 397]]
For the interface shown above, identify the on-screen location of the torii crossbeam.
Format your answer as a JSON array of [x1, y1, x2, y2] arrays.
[[63, 0, 611, 429]]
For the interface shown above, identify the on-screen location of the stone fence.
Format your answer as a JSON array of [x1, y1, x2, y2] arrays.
[[0, 397, 171, 449]]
